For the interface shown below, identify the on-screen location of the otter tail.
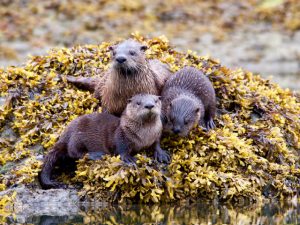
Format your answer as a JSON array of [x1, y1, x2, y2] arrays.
[[66, 76, 99, 92], [38, 142, 68, 189]]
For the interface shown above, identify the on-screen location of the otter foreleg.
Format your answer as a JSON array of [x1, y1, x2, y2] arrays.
[[203, 105, 216, 131], [114, 132, 136, 165], [153, 140, 170, 163], [203, 115, 215, 131], [202, 108, 216, 131], [206, 118, 216, 130], [66, 76, 98, 92], [88, 152, 106, 160]]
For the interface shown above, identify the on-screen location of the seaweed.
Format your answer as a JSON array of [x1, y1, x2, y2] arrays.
[[0, 35, 299, 204]]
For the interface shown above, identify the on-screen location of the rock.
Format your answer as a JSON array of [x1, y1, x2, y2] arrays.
[[1, 186, 80, 223]]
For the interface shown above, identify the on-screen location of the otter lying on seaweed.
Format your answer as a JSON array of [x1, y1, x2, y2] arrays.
[[39, 94, 170, 189], [162, 66, 216, 136], [66, 39, 171, 115]]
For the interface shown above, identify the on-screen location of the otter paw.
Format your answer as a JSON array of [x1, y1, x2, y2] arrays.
[[53, 182, 68, 189], [88, 152, 105, 160], [205, 119, 216, 131], [69, 183, 83, 190], [121, 155, 137, 166], [66, 75, 76, 82], [42, 182, 68, 190], [154, 149, 171, 164]]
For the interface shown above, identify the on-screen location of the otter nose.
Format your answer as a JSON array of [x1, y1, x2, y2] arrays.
[[116, 57, 127, 63], [145, 104, 154, 109], [172, 127, 181, 134]]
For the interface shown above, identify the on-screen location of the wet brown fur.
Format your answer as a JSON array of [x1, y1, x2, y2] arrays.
[[67, 39, 171, 115], [38, 94, 170, 189], [161, 66, 216, 136]]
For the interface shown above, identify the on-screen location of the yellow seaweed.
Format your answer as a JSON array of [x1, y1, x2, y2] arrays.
[[0, 35, 299, 203]]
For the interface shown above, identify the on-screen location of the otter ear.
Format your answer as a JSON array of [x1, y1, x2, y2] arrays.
[[140, 45, 147, 52], [195, 108, 200, 113], [108, 46, 114, 51]]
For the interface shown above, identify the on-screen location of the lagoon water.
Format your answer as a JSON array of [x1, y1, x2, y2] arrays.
[[5, 200, 299, 225]]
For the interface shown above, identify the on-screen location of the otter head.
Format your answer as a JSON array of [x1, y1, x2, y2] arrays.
[[165, 96, 201, 136], [109, 39, 148, 76], [125, 94, 161, 123]]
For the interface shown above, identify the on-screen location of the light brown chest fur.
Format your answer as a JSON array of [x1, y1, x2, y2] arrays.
[[100, 62, 166, 114], [121, 118, 162, 152]]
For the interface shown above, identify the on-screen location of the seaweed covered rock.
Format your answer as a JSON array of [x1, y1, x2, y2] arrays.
[[0, 35, 299, 204]]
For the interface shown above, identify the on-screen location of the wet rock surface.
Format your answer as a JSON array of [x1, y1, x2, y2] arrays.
[[2, 189, 299, 225], [1, 187, 80, 223]]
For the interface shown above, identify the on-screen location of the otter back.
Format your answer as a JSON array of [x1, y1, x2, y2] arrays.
[[38, 94, 170, 189], [162, 66, 216, 135], [163, 67, 216, 111]]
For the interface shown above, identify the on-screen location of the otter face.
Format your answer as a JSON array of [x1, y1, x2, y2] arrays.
[[109, 39, 148, 76], [126, 94, 162, 122], [165, 97, 201, 136]]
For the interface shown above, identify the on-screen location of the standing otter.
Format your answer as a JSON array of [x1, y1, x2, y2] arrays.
[[161, 66, 216, 136], [38, 94, 170, 189], [66, 39, 171, 115]]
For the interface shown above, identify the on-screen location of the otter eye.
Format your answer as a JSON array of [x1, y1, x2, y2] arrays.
[[140, 45, 147, 51], [136, 102, 141, 106], [129, 50, 136, 56], [184, 120, 189, 125], [108, 46, 114, 51]]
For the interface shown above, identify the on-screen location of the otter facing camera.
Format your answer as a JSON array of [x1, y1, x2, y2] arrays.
[[116, 56, 127, 63]]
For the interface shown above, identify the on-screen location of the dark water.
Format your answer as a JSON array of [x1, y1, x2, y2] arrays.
[[5, 200, 300, 225]]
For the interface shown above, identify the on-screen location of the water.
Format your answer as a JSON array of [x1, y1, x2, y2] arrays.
[[5, 200, 299, 225]]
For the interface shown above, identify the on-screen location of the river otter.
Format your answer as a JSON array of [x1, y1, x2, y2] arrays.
[[38, 94, 170, 189], [161, 66, 216, 136], [66, 39, 171, 115]]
